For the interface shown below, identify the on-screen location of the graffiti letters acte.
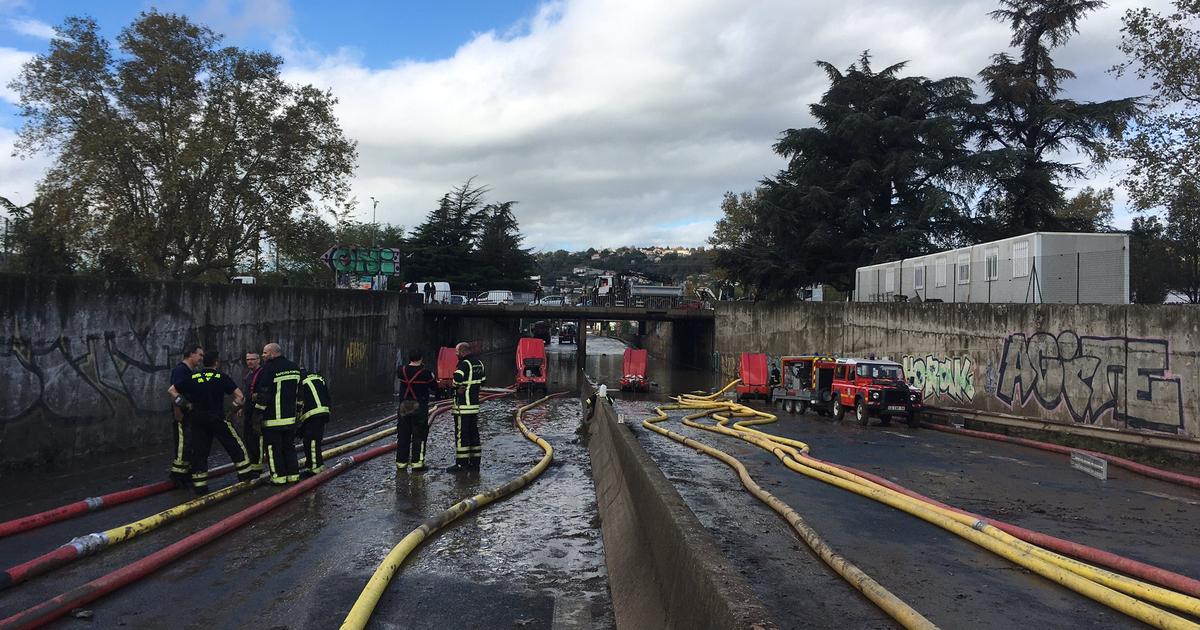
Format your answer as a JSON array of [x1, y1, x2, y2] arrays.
[[995, 331, 1184, 434]]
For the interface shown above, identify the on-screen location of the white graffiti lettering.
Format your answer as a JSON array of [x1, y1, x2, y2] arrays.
[[902, 355, 975, 403]]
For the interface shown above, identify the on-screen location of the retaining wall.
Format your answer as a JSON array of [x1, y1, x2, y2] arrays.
[[585, 392, 774, 629], [715, 302, 1200, 441], [0, 274, 425, 468]]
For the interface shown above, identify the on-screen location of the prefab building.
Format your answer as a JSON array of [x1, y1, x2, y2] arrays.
[[853, 232, 1129, 304]]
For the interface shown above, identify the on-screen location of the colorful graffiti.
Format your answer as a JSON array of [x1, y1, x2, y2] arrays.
[[902, 355, 976, 403], [995, 331, 1184, 433]]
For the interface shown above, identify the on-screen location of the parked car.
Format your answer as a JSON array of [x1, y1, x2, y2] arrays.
[[475, 290, 514, 305], [830, 358, 923, 427], [449, 294, 467, 305], [558, 322, 577, 344], [534, 295, 568, 307]]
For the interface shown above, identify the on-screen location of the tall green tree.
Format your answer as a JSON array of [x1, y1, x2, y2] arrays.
[[1128, 215, 1172, 303], [8, 12, 356, 280], [971, 0, 1138, 235], [474, 201, 537, 289], [1056, 186, 1116, 231], [711, 53, 977, 295], [404, 180, 487, 285]]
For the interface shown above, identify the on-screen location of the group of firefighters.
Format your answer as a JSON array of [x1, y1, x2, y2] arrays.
[[165, 340, 487, 495]]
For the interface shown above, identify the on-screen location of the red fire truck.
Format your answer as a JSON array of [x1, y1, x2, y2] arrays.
[[772, 356, 837, 415], [830, 358, 923, 427]]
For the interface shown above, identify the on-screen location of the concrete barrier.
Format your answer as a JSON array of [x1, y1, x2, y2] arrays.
[[584, 393, 775, 630]]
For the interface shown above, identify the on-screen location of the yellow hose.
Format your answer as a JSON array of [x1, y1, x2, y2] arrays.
[[340, 395, 559, 630], [664, 384, 1200, 629], [644, 405, 939, 630]]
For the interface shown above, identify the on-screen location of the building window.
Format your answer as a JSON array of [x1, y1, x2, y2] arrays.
[[935, 257, 947, 287], [914, 265, 925, 290], [957, 253, 970, 284], [985, 247, 999, 281], [884, 268, 895, 293], [1013, 240, 1029, 277]]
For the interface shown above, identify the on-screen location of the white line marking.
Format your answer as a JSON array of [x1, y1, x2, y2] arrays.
[[986, 455, 1040, 467], [1139, 490, 1200, 506], [881, 431, 914, 439]]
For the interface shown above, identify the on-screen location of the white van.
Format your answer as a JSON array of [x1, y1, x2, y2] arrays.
[[475, 290, 514, 305], [414, 281, 451, 303]]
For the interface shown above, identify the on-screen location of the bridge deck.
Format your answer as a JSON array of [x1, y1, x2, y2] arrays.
[[423, 303, 715, 321]]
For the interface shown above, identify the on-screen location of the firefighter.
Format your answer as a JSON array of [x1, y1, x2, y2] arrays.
[[168, 351, 255, 495], [239, 351, 265, 475], [167, 345, 204, 488], [297, 368, 331, 478], [396, 350, 436, 473], [448, 342, 486, 472], [254, 342, 302, 485]]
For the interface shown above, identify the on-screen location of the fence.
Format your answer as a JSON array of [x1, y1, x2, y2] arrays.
[[855, 250, 1128, 304]]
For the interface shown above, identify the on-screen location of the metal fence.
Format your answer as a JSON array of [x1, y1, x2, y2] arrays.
[[855, 250, 1129, 304]]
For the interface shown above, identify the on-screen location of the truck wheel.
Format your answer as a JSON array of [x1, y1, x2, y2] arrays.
[[833, 402, 845, 421], [855, 399, 870, 426], [796, 400, 808, 415]]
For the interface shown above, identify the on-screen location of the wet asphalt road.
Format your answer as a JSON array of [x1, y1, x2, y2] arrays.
[[0, 376, 613, 628], [630, 398, 1200, 629]]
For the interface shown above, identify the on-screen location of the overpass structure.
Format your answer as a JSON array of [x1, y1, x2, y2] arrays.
[[422, 303, 714, 366]]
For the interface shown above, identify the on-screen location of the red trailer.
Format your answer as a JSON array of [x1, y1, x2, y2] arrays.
[[735, 352, 771, 402], [620, 348, 650, 392], [436, 346, 458, 396], [516, 337, 548, 391]]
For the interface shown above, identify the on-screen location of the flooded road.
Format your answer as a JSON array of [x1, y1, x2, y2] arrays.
[[0, 396, 612, 629]]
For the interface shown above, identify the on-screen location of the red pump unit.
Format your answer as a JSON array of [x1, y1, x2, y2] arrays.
[[619, 348, 649, 392], [735, 352, 771, 402], [516, 337, 548, 391], [436, 347, 458, 396]]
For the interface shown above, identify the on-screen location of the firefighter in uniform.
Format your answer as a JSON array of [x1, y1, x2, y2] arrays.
[[448, 342, 486, 472], [397, 350, 436, 473], [168, 351, 255, 495], [254, 342, 302, 484], [167, 345, 204, 487], [239, 352, 264, 475], [298, 369, 331, 477]]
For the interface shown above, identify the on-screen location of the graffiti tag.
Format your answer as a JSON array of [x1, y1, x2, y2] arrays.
[[995, 331, 1184, 434], [902, 355, 976, 403]]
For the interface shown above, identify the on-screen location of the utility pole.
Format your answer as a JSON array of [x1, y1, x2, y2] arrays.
[[369, 196, 379, 247]]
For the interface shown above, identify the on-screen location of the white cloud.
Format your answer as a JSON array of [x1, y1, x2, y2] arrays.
[[7, 17, 54, 39], [0, 46, 33, 103], [278, 0, 1164, 250]]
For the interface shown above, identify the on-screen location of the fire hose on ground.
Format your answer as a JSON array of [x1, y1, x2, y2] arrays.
[[0, 411, 401, 539], [339, 392, 563, 630], [657, 383, 1200, 629]]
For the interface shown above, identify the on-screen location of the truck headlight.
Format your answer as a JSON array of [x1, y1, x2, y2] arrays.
[[910, 394, 917, 402], [870, 391, 879, 400]]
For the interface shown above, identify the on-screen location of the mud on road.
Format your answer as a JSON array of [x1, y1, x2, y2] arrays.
[[626, 398, 1200, 630]]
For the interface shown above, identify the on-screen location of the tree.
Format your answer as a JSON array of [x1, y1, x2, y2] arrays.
[[1128, 215, 1172, 303], [1056, 186, 1115, 231], [0, 195, 78, 275], [971, 0, 1139, 235], [711, 53, 977, 295], [1166, 183, 1200, 303], [404, 180, 487, 285], [474, 201, 537, 290], [8, 12, 356, 280]]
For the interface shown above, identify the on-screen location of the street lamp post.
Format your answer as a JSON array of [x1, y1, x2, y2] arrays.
[[369, 196, 379, 247]]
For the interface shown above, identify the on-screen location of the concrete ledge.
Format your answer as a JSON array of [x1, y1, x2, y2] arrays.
[[585, 395, 774, 630]]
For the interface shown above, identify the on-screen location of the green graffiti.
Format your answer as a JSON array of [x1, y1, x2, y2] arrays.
[[322, 246, 402, 276]]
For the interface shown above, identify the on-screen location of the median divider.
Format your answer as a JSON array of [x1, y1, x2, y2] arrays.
[[584, 389, 776, 630]]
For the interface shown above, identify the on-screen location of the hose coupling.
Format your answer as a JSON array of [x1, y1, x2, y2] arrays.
[[68, 532, 110, 556]]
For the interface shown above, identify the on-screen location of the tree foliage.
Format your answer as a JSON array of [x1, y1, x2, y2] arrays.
[[711, 53, 977, 295], [7, 12, 356, 280], [1056, 186, 1115, 232], [971, 0, 1139, 235]]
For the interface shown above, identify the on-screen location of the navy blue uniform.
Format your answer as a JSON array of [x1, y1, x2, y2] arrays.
[[241, 367, 264, 472], [397, 364, 436, 470], [298, 372, 331, 475], [169, 362, 194, 479], [254, 355, 302, 484], [452, 357, 486, 469], [176, 370, 253, 493]]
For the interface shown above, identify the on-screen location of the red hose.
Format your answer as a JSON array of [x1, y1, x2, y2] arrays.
[[0, 442, 398, 630], [806, 454, 1200, 598], [920, 422, 1200, 491], [0, 413, 398, 540]]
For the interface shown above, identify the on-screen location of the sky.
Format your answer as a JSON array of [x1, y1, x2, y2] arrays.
[[0, 0, 1170, 251]]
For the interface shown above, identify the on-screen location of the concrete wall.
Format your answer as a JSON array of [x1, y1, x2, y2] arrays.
[[716, 302, 1200, 440], [0, 274, 425, 468], [585, 392, 774, 629]]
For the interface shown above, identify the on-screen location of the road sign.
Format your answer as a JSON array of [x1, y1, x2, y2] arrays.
[[1069, 450, 1108, 481], [321, 246, 402, 276]]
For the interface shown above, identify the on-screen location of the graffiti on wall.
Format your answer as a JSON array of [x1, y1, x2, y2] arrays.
[[995, 331, 1184, 433], [0, 314, 193, 423], [902, 355, 976, 403]]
